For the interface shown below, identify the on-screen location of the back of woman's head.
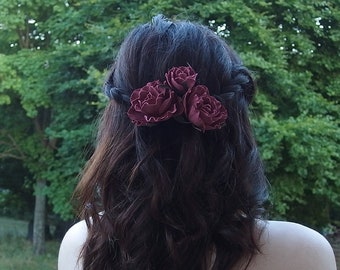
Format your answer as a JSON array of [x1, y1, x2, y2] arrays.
[[76, 15, 268, 270]]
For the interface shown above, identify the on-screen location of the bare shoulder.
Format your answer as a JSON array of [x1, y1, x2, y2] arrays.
[[247, 220, 337, 270], [58, 220, 88, 270]]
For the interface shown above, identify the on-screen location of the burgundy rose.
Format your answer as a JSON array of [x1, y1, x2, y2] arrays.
[[183, 85, 228, 131], [165, 66, 197, 94], [127, 80, 183, 126]]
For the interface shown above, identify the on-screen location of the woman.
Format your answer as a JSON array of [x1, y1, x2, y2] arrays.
[[58, 15, 336, 270]]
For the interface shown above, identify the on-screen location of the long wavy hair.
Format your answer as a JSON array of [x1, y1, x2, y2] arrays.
[[75, 15, 268, 270]]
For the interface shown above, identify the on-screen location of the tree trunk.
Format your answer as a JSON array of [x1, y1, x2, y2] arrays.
[[33, 179, 46, 255]]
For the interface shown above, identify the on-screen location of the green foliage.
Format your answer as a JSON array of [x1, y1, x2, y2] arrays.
[[253, 113, 339, 226], [0, 0, 339, 228], [0, 0, 101, 220]]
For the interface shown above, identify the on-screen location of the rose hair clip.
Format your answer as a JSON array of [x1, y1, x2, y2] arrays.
[[127, 66, 228, 132]]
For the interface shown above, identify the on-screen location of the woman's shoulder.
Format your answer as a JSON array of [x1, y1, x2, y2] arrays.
[[58, 220, 88, 270], [58, 220, 337, 270], [245, 220, 337, 270]]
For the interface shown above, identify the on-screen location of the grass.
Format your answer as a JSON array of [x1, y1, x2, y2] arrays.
[[0, 217, 60, 270]]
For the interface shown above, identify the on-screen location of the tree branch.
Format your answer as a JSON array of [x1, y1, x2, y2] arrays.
[[0, 132, 25, 160]]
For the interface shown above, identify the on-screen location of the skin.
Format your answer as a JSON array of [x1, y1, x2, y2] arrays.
[[58, 220, 337, 270]]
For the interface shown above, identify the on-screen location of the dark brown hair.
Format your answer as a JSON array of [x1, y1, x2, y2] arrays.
[[75, 15, 268, 270]]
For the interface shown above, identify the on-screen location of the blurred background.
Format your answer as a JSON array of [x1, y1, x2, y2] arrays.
[[0, 0, 339, 269]]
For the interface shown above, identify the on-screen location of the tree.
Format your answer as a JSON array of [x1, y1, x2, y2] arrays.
[[0, 0, 102, 254]]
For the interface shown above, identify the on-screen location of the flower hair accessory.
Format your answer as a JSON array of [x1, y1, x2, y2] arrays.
[[127, 66, 228, 131]]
